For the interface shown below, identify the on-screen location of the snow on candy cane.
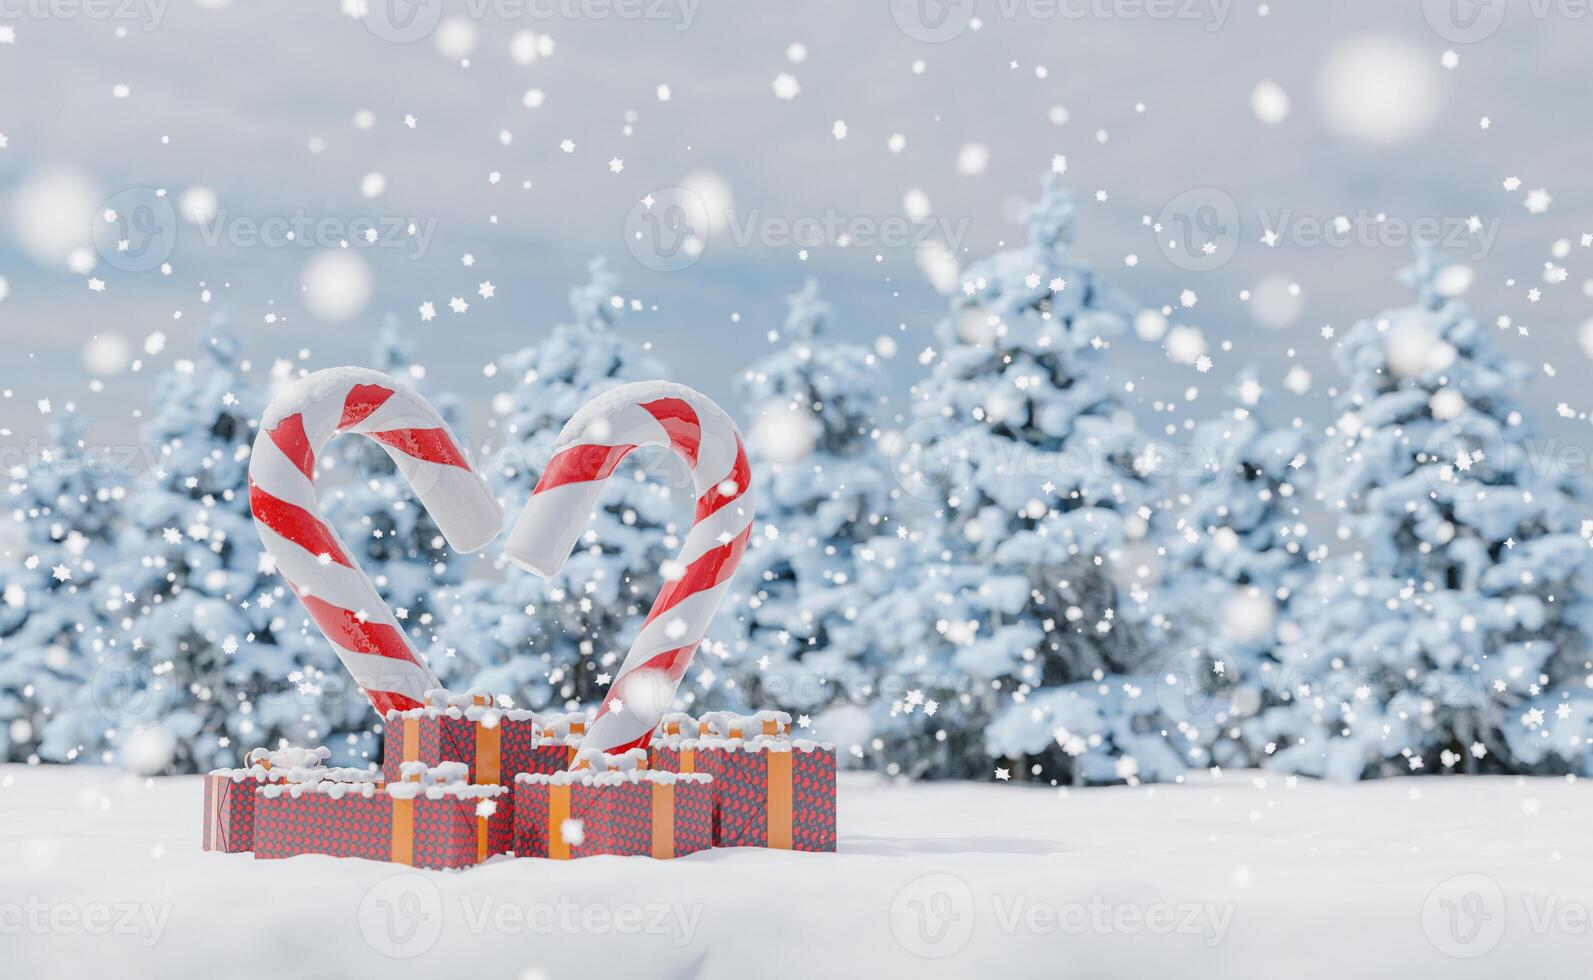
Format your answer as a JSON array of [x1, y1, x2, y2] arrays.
[[506, 381, 753, 764], [248, 368, 503, 715]]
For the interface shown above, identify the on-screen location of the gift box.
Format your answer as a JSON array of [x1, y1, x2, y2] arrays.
[[521, 734, 586, 777], [652, 736, 836, 851], [381, 689, 542, 785], [253, 763, 513, 870], [513, 766, 713, 860], [202, 746, 338, 853]]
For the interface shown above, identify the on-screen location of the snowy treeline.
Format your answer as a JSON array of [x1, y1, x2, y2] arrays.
[[3, 179, 1590, 782]]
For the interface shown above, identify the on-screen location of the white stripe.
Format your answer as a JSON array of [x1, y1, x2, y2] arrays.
[[344, 389, 444, 436], [325, 642, 439, 702], [621, 580, 735, 669], [676, 495, 755, 566], [247, 431, 322, 513], [559, 401, 664, 452], [692, 427, 740, 499], [254, 521, 403, 630], [297, 386, 345, 451]]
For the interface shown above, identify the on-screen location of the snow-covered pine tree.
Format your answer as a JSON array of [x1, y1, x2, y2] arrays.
[[442, 259, 680, 712], [0, 409, 126, 763], [877, 175, 1170, 783], [1159, 370, 1317, 770], [726, 279, 900, 720], [320, 321, 464, 668], [1259, 252, 1593, 779], [116, 328, 374, 772]]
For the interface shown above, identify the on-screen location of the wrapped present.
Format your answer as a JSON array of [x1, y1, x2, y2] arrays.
[[202, 746, 339, 853], [513, 762, 712, 860], [652, 736, 836, 851], [699, 710, 792, 740], [381, 689, 541, 785], [254, 762, 512, 870]]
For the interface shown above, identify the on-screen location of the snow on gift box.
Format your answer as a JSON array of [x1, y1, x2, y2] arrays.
[[253, 762, 513, 870], [650, 736, 836, 852], [512, 751, 714, 859]]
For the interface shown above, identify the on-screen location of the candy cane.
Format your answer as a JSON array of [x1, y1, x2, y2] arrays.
[[506, 382, 753, 764], [249, 368, 503, 715]]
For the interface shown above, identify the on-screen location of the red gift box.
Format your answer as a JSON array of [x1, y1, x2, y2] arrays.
[[253, 764, 512, 870], [381, 691, 544, 785], [202, 747, 344, 853], [652, 736, 836, 851], [512, 768, 713, 860]]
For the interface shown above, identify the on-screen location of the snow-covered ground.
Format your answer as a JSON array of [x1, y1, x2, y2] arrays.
[[3, 764, 1589, 979]]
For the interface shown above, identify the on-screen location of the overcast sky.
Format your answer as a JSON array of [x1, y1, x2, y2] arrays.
[[1, 0, 1590, 461]]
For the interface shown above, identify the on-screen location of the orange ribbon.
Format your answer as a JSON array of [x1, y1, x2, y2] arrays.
[[767, 751, 793, 850], [547, 784, 572, 860], [652, 783, 675, 859], [391, 797, 415, 866]]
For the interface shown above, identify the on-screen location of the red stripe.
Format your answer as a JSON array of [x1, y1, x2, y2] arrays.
[[249, 482, 352, 567], [299, 593, 420, 664], [695, 436, 750, 522], [339, 384, 395, 430], [644, 524, 751, 626], [533, 443, 637, 493], [640, 397, 701, 468], [368, 689, 423, 715], [266, 413, 316, 481], [368, 427, 469, 468]]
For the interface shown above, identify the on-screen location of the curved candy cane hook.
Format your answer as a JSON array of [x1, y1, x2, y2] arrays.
[[506, 381, 754, 764], [249, 368, 503, 715]]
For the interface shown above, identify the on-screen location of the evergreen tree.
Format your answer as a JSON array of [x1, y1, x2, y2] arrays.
[[725, 279, 901, 719], [441, 259, 680, 712], [1258, 253, 1593, 779], [1159, 371, 1318, 770], [875, 175, 1170, 783], [0, 410, 126, 762]]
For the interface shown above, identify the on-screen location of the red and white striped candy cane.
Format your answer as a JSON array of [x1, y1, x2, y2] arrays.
[[249, 368, 503, 716], [505, 382, 753, 763]]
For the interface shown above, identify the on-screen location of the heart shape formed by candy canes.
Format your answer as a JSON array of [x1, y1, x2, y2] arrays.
[[249, 368, 502, 715], [506, 381, 754, 765]]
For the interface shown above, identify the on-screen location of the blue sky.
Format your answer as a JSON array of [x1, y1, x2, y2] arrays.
[[1, 0, 1590, 458]]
